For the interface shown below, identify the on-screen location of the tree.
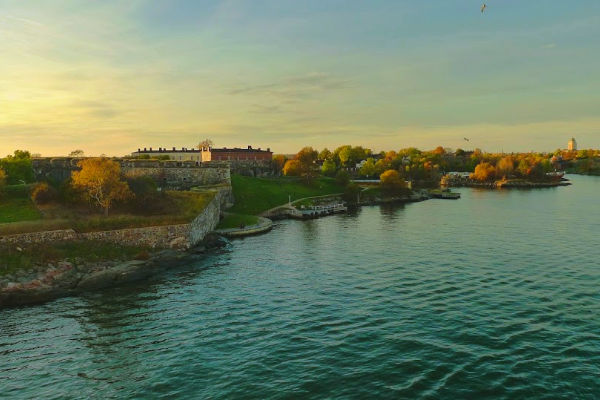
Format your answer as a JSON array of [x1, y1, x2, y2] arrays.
[[318, 148, 333, 161], [69, 149, 85, 157], [335, 170, 351, 186], [359, 158, 377, 178], [342, 183, 361, 205], [0, 150, 34, 184], [336, 145, 354, 167], [496, 156, 514, 179], [380, 169, 407, 195], [272, 154, 286, 173], [71, 158, 133, 216], [198, 138, 214, 149], [471, 162, 496, 182], [321, 159, 337, 177], [0, 168, 6, 192], [283, 159, 302, 176], [295, 147, 319, 183]]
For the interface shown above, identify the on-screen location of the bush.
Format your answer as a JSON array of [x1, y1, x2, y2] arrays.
[[380, 169, 407, 195], [0, 168, 6, 194], [126, 176, 174, 215], [342, 183, 361, 205], [31, 182, 58, 204], [58, 179, 81, 205], [335, 170, 351, 186]]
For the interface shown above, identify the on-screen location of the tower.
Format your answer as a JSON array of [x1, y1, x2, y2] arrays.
[[568, 137, 577, 151]]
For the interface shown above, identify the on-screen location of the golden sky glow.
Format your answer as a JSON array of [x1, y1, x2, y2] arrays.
[[1, 1, 599, 156]]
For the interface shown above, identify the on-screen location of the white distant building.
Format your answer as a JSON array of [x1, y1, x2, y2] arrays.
[[568, 137, 577, 151]]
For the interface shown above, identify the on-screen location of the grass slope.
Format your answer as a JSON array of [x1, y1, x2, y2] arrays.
[[0, 189, 215, 236], [0, 185, 41, 224], [217, 213, 259, 229], [228, 175, 344, 215]]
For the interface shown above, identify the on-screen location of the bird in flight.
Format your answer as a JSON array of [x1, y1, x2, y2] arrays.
[[481, 4, 487, 13], [464, 138, 470, 142]]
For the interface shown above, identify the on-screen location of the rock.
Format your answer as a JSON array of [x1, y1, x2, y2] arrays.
[[169, 236, 189, 250], [202, 233, 229, 249]]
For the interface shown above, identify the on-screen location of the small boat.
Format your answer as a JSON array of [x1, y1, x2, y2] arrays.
[[430, 189, 461, 199]]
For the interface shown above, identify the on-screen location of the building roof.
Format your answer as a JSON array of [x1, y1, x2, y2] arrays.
[[134, 145, 272, 154], [208, 146, 271, 153]]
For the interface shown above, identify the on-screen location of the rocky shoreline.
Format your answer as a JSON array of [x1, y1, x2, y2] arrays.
[[0, 234, 228, 308]]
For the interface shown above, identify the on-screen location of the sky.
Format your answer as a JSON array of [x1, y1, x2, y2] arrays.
[[1, 0, 599, 156]]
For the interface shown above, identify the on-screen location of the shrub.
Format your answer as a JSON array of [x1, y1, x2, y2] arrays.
[[335, 170, 351, 186], [380, 169, 407, 195], [342, 183, 361, 205], [0, 168, 6, 192], [31, 182, 58, 204]]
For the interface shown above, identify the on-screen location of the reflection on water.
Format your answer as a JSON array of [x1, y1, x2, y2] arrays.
[[1, 175, 600, 399]]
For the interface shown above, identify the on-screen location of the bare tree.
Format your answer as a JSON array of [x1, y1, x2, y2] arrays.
[[198, 139, 214, 150]]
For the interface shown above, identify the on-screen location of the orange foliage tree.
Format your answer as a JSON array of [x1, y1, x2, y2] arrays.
[[495, 156, 515, 179], [380, 169, 407, 195], [471, 162, 496, 182], [72, 158, 132, 216], [283, 159, 302, 176]]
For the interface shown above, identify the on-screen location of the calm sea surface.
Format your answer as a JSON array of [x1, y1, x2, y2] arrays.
[[1, 175, 600, 399]]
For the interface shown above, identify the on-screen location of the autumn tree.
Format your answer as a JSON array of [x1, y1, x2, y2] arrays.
[[471, 162, 496, 182], [496, 156, 514, 179], [272, 154, 287, 173], [380, 169, 407, 195], [283, 159, 302, 176], [295, 147, 319, 183], [71, 158, 133, 216]]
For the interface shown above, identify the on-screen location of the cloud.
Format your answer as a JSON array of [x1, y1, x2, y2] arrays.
[[229, 72, 352, 101], [71, 100, 121, 119]]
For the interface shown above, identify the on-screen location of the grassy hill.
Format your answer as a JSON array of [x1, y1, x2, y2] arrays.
[[227, 175, 345, 216]]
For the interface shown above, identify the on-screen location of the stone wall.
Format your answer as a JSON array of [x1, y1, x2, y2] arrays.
[[32, 158, 231, 188], [229, 159, 276, 177], [0, 195, 222, 250], [0, 229, 77, 245]]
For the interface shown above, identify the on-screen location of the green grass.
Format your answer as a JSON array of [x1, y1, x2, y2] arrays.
[[0, 190, 215, 236], [0, 241, 150, 276], [0, 185, 41, 223], [217, 213, 259, 229], [228, 175, 344, 215]]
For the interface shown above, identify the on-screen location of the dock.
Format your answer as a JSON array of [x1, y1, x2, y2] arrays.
[[288, 203, 348, 219]]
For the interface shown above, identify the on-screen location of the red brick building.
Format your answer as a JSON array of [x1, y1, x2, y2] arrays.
[[201, 146, 272, 162]]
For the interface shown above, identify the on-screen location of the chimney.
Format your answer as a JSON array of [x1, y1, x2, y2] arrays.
[[172, 147, 175, 151], [248, 145, 252, 149], [137, 148, 140, 152], [267, 148, 270, 152], [144, 147, 147, 151], [150, 147, 153, 151]]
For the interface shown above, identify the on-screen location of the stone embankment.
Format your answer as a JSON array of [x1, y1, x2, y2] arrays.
[[442, 175, 571, 189], [215, 216, 273, 238], [0, 234, 228, 308]]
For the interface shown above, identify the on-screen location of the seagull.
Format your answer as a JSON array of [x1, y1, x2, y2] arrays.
[[481, 3, 487, 13], [464, 137, 470, 142]]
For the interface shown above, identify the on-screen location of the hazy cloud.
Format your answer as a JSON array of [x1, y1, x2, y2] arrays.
[[229, 73, 352, 100]]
